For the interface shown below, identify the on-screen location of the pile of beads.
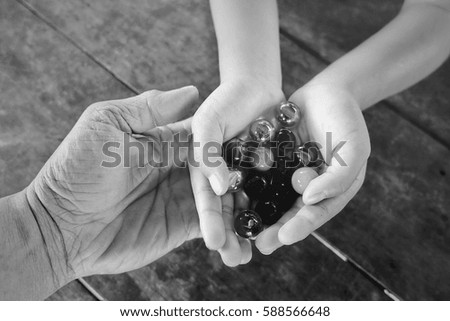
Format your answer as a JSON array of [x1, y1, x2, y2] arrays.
[[222, 102, 324, 239]]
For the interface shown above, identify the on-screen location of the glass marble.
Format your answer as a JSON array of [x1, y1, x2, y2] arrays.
[[234, 210, 264, 239], [296, 142, 324, 168], [249, 119, 276, 143], [223, 138, 244, 166], [255, 200, 281, 225], [276, 101, 301, 127], [243, 173, 270, 200], [227, 167, 246, 192], [276, 128, 297, 157], [291, 167, 319, 195], [251, 146, 274, 171]]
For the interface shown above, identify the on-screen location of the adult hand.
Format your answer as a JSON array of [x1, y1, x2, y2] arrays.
[[27, 86, 201, 283], [190, 78, 284, 265], [256, 84, 370, 254]]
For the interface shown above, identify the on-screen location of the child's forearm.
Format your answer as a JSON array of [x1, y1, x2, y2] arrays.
[[307, 0, 450, 109], [210, 0, 281, 87]]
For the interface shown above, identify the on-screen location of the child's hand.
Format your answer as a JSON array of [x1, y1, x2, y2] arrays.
[[255, 83, 371, 254], [190, 78, 284, 265]]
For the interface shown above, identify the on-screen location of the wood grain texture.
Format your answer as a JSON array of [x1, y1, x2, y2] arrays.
[[278, 0, 450, 148], [46, 281, 96, 301], [86, 237, 388, 301], [0, 0, 388, 300], [20, 0, 450, 300]]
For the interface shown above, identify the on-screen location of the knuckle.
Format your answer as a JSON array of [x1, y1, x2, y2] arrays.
[[336, 180, 348, 195], [195, 182, 215, 195], [142, 89, 162, 102], [221, 204, 234, 217], [143, 89, 163, 113], [89, 103, 122, 124]]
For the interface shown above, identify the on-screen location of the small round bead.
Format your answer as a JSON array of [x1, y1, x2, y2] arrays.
[[244, 174, 269, 200], [255, 200, 281, 226], [276, 101, 301, 127], [276, 128, 297, 144], [234, 210, 264, 239], [227, 168, 247, 192], [297, 142, 324, 168], [223, 138, 244, 166], [251, 146, 274, 171], [291, 167, 319, 195], [249, 119, 276, 143]]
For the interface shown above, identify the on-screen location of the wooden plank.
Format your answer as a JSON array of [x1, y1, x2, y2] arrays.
[[46, 281, 96, 301], [0, 0, 388, 301], [85, 238, 388, 301], [21, 0, 450, 300], [278, 0, 450, 148]]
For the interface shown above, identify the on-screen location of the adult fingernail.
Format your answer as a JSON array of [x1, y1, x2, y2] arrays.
[[209, 174, 226, 196], [303, 192, 325, 205]]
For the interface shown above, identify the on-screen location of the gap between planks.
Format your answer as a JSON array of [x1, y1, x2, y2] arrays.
[[311, 232, 402, 301], [16, 0, 398, 301], [77, 278, 106, 301], [15, 0, 140, 96]]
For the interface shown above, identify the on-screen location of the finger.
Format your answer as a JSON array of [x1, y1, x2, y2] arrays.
[[302, 132, 370, 205], [144, 86, 198, 128], [255, 198, 302, 255], [239, 238, 252, 264], [218, 193, 244, 267], [189, 164, 226, 250], [95, 85, 199, 134], [191, 105, 229, 196], [191, 84, 281, 197], [279, 164, 366, 245]]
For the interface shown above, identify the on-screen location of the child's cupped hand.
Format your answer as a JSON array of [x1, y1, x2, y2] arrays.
[[255, 83, 371, 254], [189, 78, 284, 266], [190, 80, 370, 263]]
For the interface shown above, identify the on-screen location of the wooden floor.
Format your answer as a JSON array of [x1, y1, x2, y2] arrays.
[[1, 0, 449, 300]]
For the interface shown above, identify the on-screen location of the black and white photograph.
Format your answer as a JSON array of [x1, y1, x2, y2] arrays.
[[0, 0, 449, 316]]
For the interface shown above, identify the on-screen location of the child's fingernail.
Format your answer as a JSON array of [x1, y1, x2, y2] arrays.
[[209, 174, 226, 196], [304, 192, 325, 204]]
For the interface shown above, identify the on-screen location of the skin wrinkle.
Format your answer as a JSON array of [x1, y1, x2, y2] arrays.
[[135, 176, 160, 242], [25, 191, 63, 288], [79, 215, 123, 273], [166, 170, 194, 244], [13, 216, 30, 245], [34, 190, 72, 278]]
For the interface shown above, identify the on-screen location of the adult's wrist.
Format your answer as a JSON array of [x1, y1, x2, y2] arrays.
[[25, 183, 75, 284], [0, 188, 72, 299]]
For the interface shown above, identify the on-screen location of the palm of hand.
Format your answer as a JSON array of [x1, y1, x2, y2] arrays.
[[30, 91, 200, 277], [295, 85, 370, 165]]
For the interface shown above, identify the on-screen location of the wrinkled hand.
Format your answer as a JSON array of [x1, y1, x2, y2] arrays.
[[256, 84, 370, 254], [27, 86, 201, 279], [190, 79, 284, 266]]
